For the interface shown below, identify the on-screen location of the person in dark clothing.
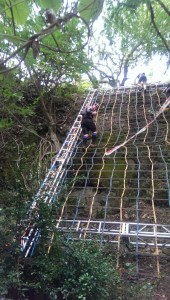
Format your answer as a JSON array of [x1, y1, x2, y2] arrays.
[[136, 72, 147, 91], [163, 83, 170, 98], [81, 103, 99, 148]]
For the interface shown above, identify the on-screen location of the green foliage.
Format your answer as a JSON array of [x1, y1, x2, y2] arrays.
[[78, 0, 104, 23], [0, 118, 13, 130], [0, 34, 24, 43], [5, 0, 31, 25], [119, 280, 155, 300], [91, 0, 170, 84], [0, 2, 168, 298], [37, 0, 62, 11], [56, 241, 119, 300], [77, 80, 93, 93], [22, 240, 119, 300], [105, 0, 170, 57], [0, 171, 33, 297]]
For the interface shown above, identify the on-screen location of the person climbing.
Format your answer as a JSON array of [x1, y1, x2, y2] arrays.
[[163, 83, 170, 98], [136, 72, 147, 91], [81, 103, 99, 149]]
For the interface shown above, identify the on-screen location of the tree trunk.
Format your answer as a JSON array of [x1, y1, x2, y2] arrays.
[[120, 62, 128, 86], [49, 125, 61, 151], [40, 96, 61, 152]]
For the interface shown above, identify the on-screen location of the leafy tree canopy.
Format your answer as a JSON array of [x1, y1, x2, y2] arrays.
[[0, 0, 104, 73], [93, 0, 170, 85]]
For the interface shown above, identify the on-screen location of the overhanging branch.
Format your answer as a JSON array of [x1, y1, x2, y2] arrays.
[[155, 0, 170, 17], [148, 2, 170, 53], [0, 12, 90, 73]]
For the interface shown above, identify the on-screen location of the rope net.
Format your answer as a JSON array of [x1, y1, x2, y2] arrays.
[[22, 84, 170, 277]]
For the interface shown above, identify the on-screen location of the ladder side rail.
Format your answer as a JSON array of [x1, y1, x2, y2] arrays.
[[21, 90, 97, 255], [31, 90, 96, 209]]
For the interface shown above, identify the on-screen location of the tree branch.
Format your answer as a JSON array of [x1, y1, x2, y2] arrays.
[[0, 12, 90, 71], [155, 0, 170, 17], [148, 2, 170, 52], [120, 42, 142, 86], [8, 0, 16, 35]]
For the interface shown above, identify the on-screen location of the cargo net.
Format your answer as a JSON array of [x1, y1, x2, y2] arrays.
[[22, 84, 170, 277]]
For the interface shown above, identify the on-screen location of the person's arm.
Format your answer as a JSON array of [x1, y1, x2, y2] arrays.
[[91, 104, 99, 115], [92, 111, 97, 116]]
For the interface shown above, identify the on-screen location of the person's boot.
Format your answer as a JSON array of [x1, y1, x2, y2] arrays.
[[91, 133, 97, 147], [82, 135, 88, 150]]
